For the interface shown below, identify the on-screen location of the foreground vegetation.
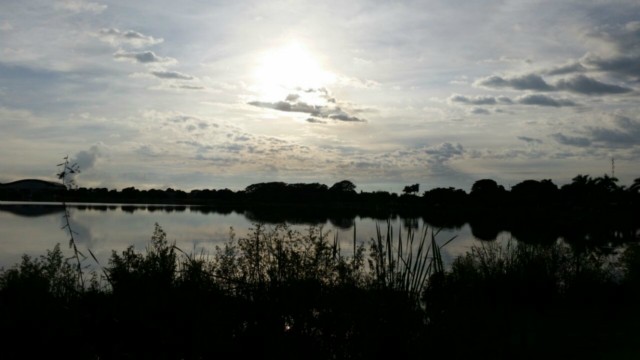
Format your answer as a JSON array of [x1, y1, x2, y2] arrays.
[[2, 223, 640, 359]]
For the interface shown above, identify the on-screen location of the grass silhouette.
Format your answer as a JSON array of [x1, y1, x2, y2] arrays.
[[1, 222, 639, 359]]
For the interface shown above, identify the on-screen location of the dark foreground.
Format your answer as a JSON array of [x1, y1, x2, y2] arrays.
[[2, 223, 640, 359]]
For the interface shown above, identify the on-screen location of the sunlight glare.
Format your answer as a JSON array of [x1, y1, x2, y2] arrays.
[[253, 42, 335, 101]]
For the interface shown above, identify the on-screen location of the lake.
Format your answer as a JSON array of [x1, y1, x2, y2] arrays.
[[0, 201, 497, 272]]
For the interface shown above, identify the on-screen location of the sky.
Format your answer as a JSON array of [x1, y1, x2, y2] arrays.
[[1, 0, 639, 192]]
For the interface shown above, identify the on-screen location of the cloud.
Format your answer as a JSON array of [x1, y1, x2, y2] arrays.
[[55, 0, 106, 14], [71, 145, 106, 174], [151, 70, 194, 80], [588, 114, 640, 147], [448, 94, 497, 105], [475, 74, 554, 91], [552, 115, 640, 149], [285, 93, 300, 102], [447, 92, 576, 108], [135, 144, 164, 158], [424, 142, 465, 163], [555, 74, 632, 95], [248, 89, 367, 123], [496, 96, 513, 104], [114, 51, 176, 65], [327, 111, 366, 122], [474, 72, 633, 96], [552, 133, 592, 147], [516, 94, 576, 107], [98, 28, 163, 48], [481, 56, 533, 64], [517, 136, 543, 144], [470, 107, 490, 115], [587, 20, 640, 55], [545, 61, 587, 76], [173, 84, 205, 90], [581, 54, 640, 80], [550, 21, 640, 81]]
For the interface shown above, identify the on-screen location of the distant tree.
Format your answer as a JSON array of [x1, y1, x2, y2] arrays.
[[470, 179, 507, 205], [560, 174, 623, 206], [329, 180, 357, 193], [245, 182, 283, 199], [245, 182, 288, 195], [402, 184, 420, 195], [423, 187, 468, 207], [510, 179, 558, 205], [630, 178, 640, 193], [287, 183, 329, 202]]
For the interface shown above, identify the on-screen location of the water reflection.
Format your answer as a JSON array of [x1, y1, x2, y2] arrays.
[[0, 201, 637, 271]]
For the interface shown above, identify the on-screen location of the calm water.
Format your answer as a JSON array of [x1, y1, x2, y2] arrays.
[[0, 201, 502, 271]]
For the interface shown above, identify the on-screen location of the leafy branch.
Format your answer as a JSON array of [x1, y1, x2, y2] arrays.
[[57, 156, 86, 288]]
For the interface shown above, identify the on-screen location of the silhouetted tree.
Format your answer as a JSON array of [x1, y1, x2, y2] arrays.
[[328, 180, 357, 202], [470, 179, 507, 206], [423, 187, 468, 207], [630, 178, 640, 194], [245, 182, 288, 202], [510, 179, 558, 206], [287, 183, 329, 202], [329, 180, 356, 193], [402, 184, 419, 195], [560, 174, 623, 207]]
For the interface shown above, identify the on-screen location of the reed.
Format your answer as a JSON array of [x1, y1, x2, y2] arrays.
[[368, 220, 455, 303]]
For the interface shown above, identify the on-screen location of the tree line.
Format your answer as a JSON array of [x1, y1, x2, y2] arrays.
[[2, 175, 639, 212]]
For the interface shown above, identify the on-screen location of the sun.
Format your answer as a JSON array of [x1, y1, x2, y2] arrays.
[[253, 41, 335, 101]]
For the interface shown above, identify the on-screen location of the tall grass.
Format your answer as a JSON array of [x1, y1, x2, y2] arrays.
[[368, 221, 455, 302], [2, 222, 638, 359]]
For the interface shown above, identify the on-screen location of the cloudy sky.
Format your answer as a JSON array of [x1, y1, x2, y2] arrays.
[[1, 0, 639, 192]]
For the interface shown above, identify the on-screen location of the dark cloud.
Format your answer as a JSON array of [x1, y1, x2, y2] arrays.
[[306, 118, 327, 124], [497, 96, 513, 104], [448, 92, 576, 108], [589, 115, 640, 146], [581, 53, 640, 81], [99, 28, 163, 48], [516, 94, 576, 107], [448, 94, 497, 105], [555, 75, 632, 95], [70, 145, 105, 177], [327, 109, 366, 122], [424, 143, 465, 163], [552, 133, 592, 147], [248, 101, 316, 113], [475, 74, 554, 91], [552, 115, 640, 149], [587, 21, 640, 55], [474, 71, 634, 96], [470, 107, 491, 115], [517, 136, 543, 144], [546, 21, 640, 81], [151, 70, 194, 80], [545, 61, 587, 76], [114, 51, 174, 64], [248, 90, 366, 123]]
